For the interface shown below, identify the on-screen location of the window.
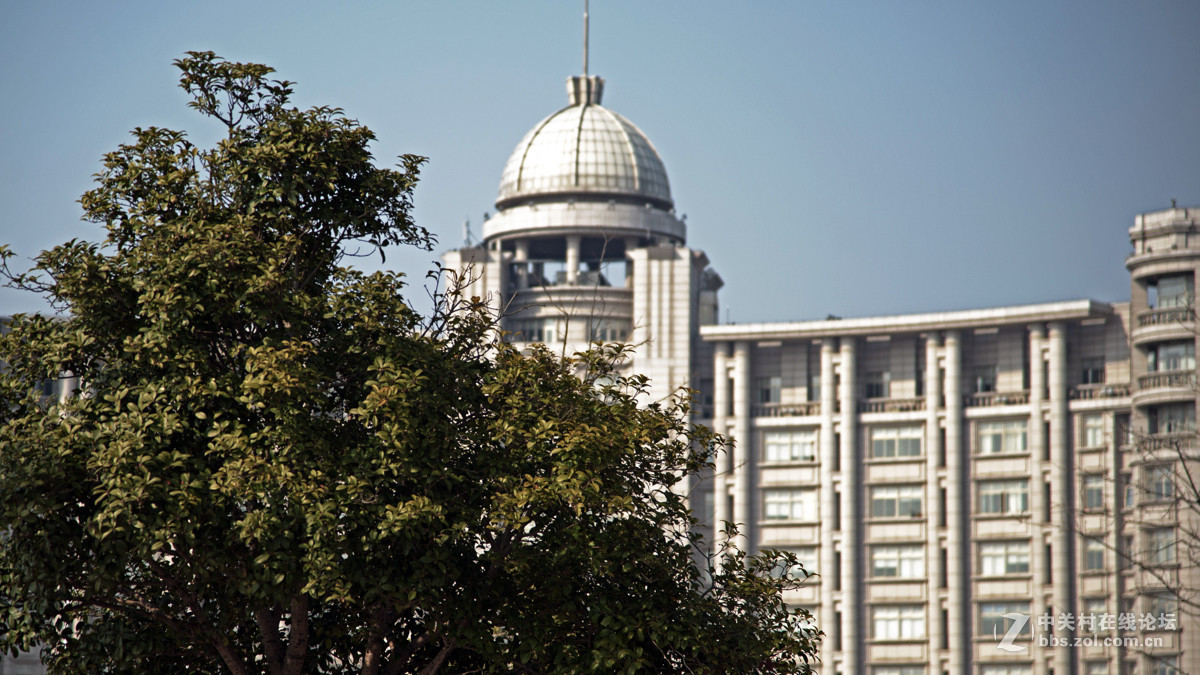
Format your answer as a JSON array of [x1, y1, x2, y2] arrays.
[[1082, 474, 1105, 510], [979, 541, 1030, 575], [978, 480, 1029, 515], [1081, 414, 1105, 448], [974, 365, 997, 393], [1147, 529, 1176, 564], [1121, 535, 1135, 571], [874, 668, 925, 675], [1085, 663, 1109, 675], [871, 546, 925, 578], [1145, 593, 1178, 626], [1146, 465, 1174, 501], [756, 376, 781, 404], [763, 429, 818, 462], [871, 485, 923, 518], [1151, 656, 1180, 675], [980, 667, 1032, 675], [979, 602, 1030, 639], [1148, 403, 1195, 434], [763, 489, 817, 521], [866, 370, 891, 399], [1083, 538, 1105, 572], [977, 420, 1028, 454], [1147, 341, 1195, 372], [1082, 357, 1105, 384], [587, 318, 630, 342], [871, 426, 922, 458], [1121, 472, 1135, 509], [871, 605, 925, 640], [1081, 598, 1106, 634], [770, 547, 818, 579], [508, 317, 558, 343], [1152, 273, 1193, 309]]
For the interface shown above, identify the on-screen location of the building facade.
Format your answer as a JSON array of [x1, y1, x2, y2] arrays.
[[441, 69, 1199, 675]]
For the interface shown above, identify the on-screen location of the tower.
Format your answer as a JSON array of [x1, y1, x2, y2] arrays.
[[441, 73, 722, 405]]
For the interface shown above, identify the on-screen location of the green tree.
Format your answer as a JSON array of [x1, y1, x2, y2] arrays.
[[0, 53, 818, 674]]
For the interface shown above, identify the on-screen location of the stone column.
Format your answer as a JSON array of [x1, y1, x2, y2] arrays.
[[1048, 322, 1075, 675], [924, 333, 943, 674], [1027, 324, 1050, 675], [732, 340, 752, 553], [565, 235, 581, 285], [712, 342, 731, 555], [944, 330, 967, 674], [818, 338, 838, 667], [838, 338, 860, 673]]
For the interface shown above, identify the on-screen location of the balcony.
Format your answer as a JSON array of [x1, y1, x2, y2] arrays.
[[752, 402, 821, 418], [1070, 383, 1131, 400], [1138, 370, 1197, 391], [858, 397, 926, 414], [1141, 431, 1196, 452], [1137, 307, 1195, 328], [965, 391, 1030, 407]]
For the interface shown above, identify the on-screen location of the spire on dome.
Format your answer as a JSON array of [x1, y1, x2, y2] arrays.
[[568, 1, 603, 105]]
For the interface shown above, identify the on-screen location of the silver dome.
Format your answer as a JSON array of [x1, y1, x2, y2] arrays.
[[496, 77, 672, 210]]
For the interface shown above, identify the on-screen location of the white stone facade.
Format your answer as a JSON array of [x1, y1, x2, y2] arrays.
[[442, 69, 1200, 675]]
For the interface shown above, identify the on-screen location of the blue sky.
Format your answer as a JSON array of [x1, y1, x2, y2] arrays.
[[2, 1, 1198, 322]]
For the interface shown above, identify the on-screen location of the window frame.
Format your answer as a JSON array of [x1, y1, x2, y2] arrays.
[[762, 429, 818, 463], [977, 420, 1028, 455], [978, 602, 1031, 639], [870, 545, 925, 579], [978, 540, 1031, 576], [977, 479, 1030, 516], [870, 485, 924, 519], [870, 604, 925, 640], [871, 426, 923, 459], [763, 488, 818, 522]]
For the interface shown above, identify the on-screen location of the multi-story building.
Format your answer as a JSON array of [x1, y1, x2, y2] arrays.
[[441, 58, 1200, 675]]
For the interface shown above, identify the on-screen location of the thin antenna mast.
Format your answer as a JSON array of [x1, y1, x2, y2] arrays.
[[583, 0, 589, 76]]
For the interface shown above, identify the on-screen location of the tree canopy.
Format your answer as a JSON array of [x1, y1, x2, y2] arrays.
[[0, 53, 818, 674]]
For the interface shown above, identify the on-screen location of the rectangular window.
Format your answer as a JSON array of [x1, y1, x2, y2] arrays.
[[979, 541, 1030, 575], [763, 489, 818, 521], [1147, 465, 1174, 501], [1147, 528, 1176, 564], [1085, 663, 1108, 675], [587, 318, 630, 342], [979, 602, 1031, 638], [866, 371, 891, 399], [871, 426, 923, 458], [1081, 357, 1105, 384], [977, 420, 1028, 454], [1081, 598, 1106, 635], [874, 668, 925, 675], [1122, 471, 1135, 509], [870, 545, 925, 578], [978, 480, 1030, 515], [871, 605, 925, 640], [1145, 593, 1178, 626], [1083, 538, 1105, 571], [763, 429, 818, 462], [1149, 341, 1196, 372], [1082, 474, 1105, 510], [770, 546, 818, 579], [974, 365, 997, 393], [1081, 414, 1105, 448], [1149, 403, 1195, 434], [1151, 656, 1180, 675], [1153, 274, 1193, 309], [871, 485, 923, 518], [981, 667, 1032, 675], [756, 376, 781, 404]]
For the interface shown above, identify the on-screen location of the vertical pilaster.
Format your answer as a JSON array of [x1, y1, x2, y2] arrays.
[[1048, 322, 1075, 675], [838, 338, 860, 673], [925, 333, 943, 674], [712, 343, 730, 554], [565, 235, 581, 284], [1028, 324, 1049, 675], [944, 330, 967, 674], [818, 339, 838, 667], [732, 340, 751, 553]]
